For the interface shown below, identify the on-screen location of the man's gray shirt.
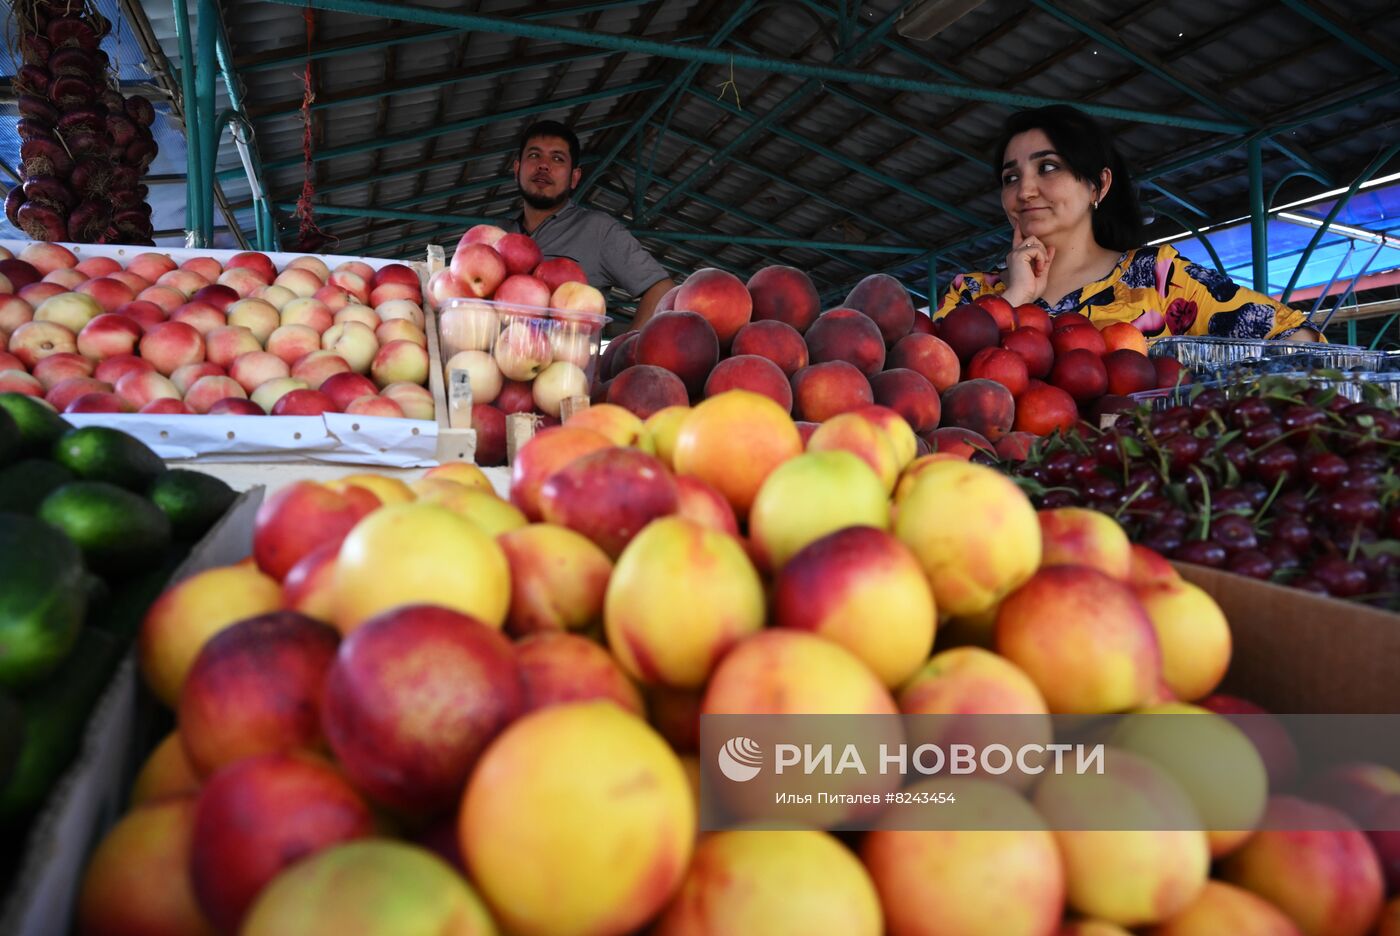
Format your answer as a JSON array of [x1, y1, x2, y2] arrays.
[[504, 201, 669, 298]]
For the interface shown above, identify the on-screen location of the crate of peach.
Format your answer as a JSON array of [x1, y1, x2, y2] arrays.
[[437, 295, 609, 426], [0, 239, 470, 467]]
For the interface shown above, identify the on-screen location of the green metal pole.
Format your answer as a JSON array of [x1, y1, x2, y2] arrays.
[[1247, 139, 1268, 292], [1153, 205, 1229, 276], [172, 0, 202, 242], [259, 0, 1248, 134], [928, 255, 938, 313], [196, 0, 218, 245], [272, 203, 499, 225]]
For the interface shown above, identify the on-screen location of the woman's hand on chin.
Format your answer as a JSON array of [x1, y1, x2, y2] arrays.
[[1002, 219, 1055, 306]]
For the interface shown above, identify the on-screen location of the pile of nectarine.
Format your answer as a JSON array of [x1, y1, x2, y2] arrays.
[[0, 241, 434, 418], [76, 390, 1397, 936]]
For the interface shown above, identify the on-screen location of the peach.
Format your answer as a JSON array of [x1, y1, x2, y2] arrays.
[[1129, 544, 1180, 587], [266, 323, 322, 367], [749, 450, 889, 570], [605, 515, 764, 688], [1148, 880, 1305, 935], [539, 447, 678, 557], [0, 350, 22, 372], [370, 281, 423, 307], [207, 397, 264, 416], [1034, 750, 1210, 927], [0, 368, 44, 396], [1053, 311, 1093, 331], [675, 267, 752, 346], [1015, 383, 1080, 436], [855, 404, 919, 469], [894, 459, 1040, 616], [253, 480, 368, 581], [18, 281, 67, 306], [645, 404, 691, 467], [1381, 899, 1400, 936], [494, 272, 551, 308], [75, 276, 137, 314], [498, 523, 612, 636], [126, 251, 178, 282], [170, 361, 224, 395], [939, 303, 1000, 363], [533, 360, 587, 418], [704, 354, 792, 411], [974, 294, 1018, 332], [251, 376, 310, 413], [672, 389, 802, 519], [493, 318, 552, 380], [139, 320, 205, 376], [138, 284, 188, 313], [190, 753, 375, 933], [35, 291, 102, 333], [410, 479, 526, 536], [1134, 578, 1231, 702], [184, 375, 247, 414], [42, 267, 86, 289], [550, 280, 607, 317], [460, 702, 694, 936], [869, 368, 940, 433], [47, 376, 113, 412], [281, 541, 340, 623], [374, 297, 425, 329], [177, 611, 339, 777], [269, 387, 335, 416], [322, 604, 521, 816], [32, 351, 93, 389], [19, 241, 77, 274], [0, 295, 34, 335], [660, 830, 882, 936], [129, 731, 202, 808], [1104, 348, 1158, 396], [996, 566, 1161, 713], [1053, 323, 1108, 357], [141, 398, 193, 414], [1051, 347, 1109, 402], [257, 285, 297, 311], [65, 391, 132, 414], [115, 370, 181, 410], [791, 360, 874, 422], [274, 267, 323, 297], [1040, 507, 1132, 578], [222, 251, 275, 284], [516, 631, 643, 716], [241, 840, 495, 936], [291, 350, 352, 393], [138, 563, 285, 706], [369, 339, 428, 388], [319, 371, 379, 412], [996, 430, 1037, 460], [170, 301, 227, 335], [507, 425, 614, 519], [223, 298, 279, 343], [217, 267, 269, 299], [379, 381, 434, 419], [9, 320, 77, 368], [888, 333, 960, 392], [806, 410, 900, 492], [191, 284, 240, 313], [1220, 797, 1384, 936], [674, 474, 739, 535], [920, 426, 995, 459], [156, 269, 211, 299], [941, 378, 1015, 441], [1002, 326, 1055, 378], [76, 796, 215, 936], [564, 400, 648, 448], [283, 256, 328, 281], [1110, 703, 1269, 858], [600, 330, 639, 380], [730, 319, 808, 376], [533, 257, 588, 291], [204, 324, 263, 369], [76, 313, 143, 360], [179, 256, 222, 283], [1014, 304, 1052, 333], [747, 264, 820, 333], [332, 502, 510, 633], [773, 526, 933, 687], [843, 272, 915, 344], [374, 318, 426, 348], [94, 353, 155, 386], [636, 310, 720, 398], [805, 307, 886, 374], [327, 269, 371, 305], [281, 296, 334, 334], [331, 301, 376, 328], [1100, 320, 1148, 354], [863, 779, 1065, 936], [968, 345, 1030, 398], [608, 364, 689, 419]]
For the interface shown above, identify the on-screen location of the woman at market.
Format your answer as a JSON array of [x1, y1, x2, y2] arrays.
[[935, 105, 1321, 341]]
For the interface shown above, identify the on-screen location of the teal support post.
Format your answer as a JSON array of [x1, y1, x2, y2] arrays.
[[928, 255, 938, 312], [1247, 139, 1268, 292], [259, 1, 1245, 132], [195, 0, 219, 244], [172, 0, 202, 241], [1153, 205, 1228, 276], [1368, 314, 1396, 350]]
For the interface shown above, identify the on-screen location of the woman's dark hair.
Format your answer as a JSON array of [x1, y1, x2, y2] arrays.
[[994, 105, 1144, 252]]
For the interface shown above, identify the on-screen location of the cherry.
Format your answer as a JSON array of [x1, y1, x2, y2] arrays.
[[1242, 421, 1283, 448], [1211, 514, 1259, 552], [1043, 451, 1078, 484], [1040, 490, 1078, 509], [1262, 540, 1300, 570], [1095, 434, 1126, 469], [1190, 389, 1228, 416], [1073, 456, 1104, 484], [1141, 527, 1183, 556], [1389, 509, 1400, 540], [1125, 465, 1161, 496], [1310, 556, 1370, 597], [1321, 490, 1382, 530], [1157, 510, 1189, 530], [1083, 477, 1122, 503], [1292, 576, 1332, 595], [1174, 540, 1228, 567], [1164, 434, 1203, 472], [1337, 470, 1381, 494], [1025, 466, 1052, 486], [1302, 451, 1349, 489], [1220, 441, 1252, 475], [1281, 405, 1327, 434], [1227, 398, 1272, 429], [1253, 447, 1299, 486], [1270, 514, 1314, 551], [1211, 490, 1252, 515], [1275, 490, 1310, 516], [1349, 452, 1387, 473], [1239, 481, 1270, 508], [1227, 550, 1275, 580]]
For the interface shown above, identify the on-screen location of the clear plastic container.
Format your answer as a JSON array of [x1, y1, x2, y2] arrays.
[[436, 297, 609, 417], [1128, 369, 1400, 411]]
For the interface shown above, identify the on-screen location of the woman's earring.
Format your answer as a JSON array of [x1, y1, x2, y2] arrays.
[[1092, 199, 1100, 210]]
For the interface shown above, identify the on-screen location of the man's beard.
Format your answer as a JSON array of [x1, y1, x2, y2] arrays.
[[519, 181, 571, 211]]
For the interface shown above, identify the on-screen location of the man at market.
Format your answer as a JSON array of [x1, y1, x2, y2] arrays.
[[504, 119, 675, 329]]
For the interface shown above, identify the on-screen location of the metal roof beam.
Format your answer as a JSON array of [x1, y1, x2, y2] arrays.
[[238, 0, 660, 72], [259, 80, 667, 170], [1028, 0, 1334, 182], [1279, 0, 1400, 78], [273, 203, 497, 226], [573, 0, 763, 201], [262, 0, 1248, 133]]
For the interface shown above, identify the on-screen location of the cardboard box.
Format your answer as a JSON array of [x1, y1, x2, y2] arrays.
[[0, 488, 265, 936], [1176, 563, 1400, 714]]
